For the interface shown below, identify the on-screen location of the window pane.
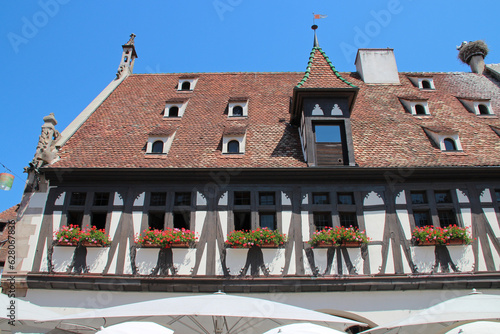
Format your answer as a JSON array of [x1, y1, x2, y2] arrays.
[[150, 192, 167, 206], [232, 106, 243, 117], [338, 193, 354, 205], [411, 191, 427, 204], [259, 213, 276, 230], [173, 212, 190, 229], [312, 192, 329, 205], [234, 212, 251, 230], [70, 192, 87, 206], [93, 192, 110, 206], [234, 191, 251, 205], [168, 106, 179, 117], [152, 141, 164, 153], [414, 211, 431, 227], [67, 211, 84, 228], [315, 125, 341, 143], [495, 190, 500, 202], [444, 139, 456, 151], [259, 192, 275, 205], [148, 212, 165, 230], [314, 212, 332, 230], [438, 210, 456, 228], [435, 191, 452, 204], [227, 140, 240, 153], [174, 192, 191, 206], [339, 212, 358, 228], [91, 212, 107, 230]]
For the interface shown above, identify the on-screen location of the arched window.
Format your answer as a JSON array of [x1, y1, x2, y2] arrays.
[[227, 140, 240, 153], [443, 138, 457, 151], [415, 104, 426, 115], [168, 106, 179, 117], [152, 141, 164, 154], [478, 104, 489, 115], [124, 56, 128, 63], [181, 81, 191, 91], [421, 80, 431, 89], [232, 106, 243, 117]]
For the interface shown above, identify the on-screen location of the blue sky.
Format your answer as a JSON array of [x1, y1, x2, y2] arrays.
[[1, 0, 499, 212]]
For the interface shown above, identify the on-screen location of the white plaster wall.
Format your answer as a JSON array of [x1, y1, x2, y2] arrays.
[[449, 245, 474, 272], [51, 246, 75, 272], [395, 190, 406, 205], [460, 208, 472, 229], [281, 211, 292, 236], [346, 248, 363, 275], [396, 210, 412, 240], [21, 216, 43, 272], [197, 243, 207, 275], [55, 192, 65, 206], [195, 211, 207, 237], [456, 190, 469, 203], [364, 211, 385, 242], [483, 207, 500, 236], [477, 239, 488, 271], [385, 240, 395, 274], [302, 194, 308, 205], [218, 192, 228, 206], [312, 248, 334, 275], [107, 244, 119, 274], [411, 246, 435, 273], [111, 211, 123, 240], [40, 240, 48, 272], [303, 250, 313, 275], [53, 211, 62, 235], [355, 49, 400, 84], [368, 245, 383, 274], [287, 244, 296, 275], [364, 191, 384, 206], [480, 189, 492, 203], [225, 248, 248, 276], [262, 249, 286, 275], [134, 192, 145, 206], [301, 211, 309, 242], [401, 245, 412, 274], [281, 192, 291, 206], [29, 192, 49, 208], [113, 192, 123, 206], [196, 192, 207, 206], [173, 248, 197, 275], [87, 247, 111, 274], [215, 243, 223, 276], [135, 248, 159, 275], [219, 211, 228, 241], [488, 237, 500, 271], [123, 239, 132, 275]]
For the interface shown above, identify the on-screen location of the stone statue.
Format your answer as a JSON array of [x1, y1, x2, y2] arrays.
[[32, 113, 60, 168]]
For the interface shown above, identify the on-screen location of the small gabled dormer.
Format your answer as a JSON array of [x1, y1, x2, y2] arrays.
[[422, 126, 463, 152], [177, 76, 198, 91], [146, 127, 176, 155], [400, 97, 431, 116], [457, 97, 494, 116], [228, 97, 248, 117], [408, 76, 435, 90], [164, 98, 188, 118], [291, 26, 358, 167], [222, 126, 246, 154]]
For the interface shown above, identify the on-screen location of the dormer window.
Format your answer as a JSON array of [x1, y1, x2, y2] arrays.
[[222, 126, 246, 154], [177, 77, 198, 91], [228, 98, 248, 117], [146, 128, 176, 154], [164, 99, 188, 118], [408, 77, 435, 90], [457, 97, 493, 116], [400, 98, 430, 116], [422, 127, 463, 152]]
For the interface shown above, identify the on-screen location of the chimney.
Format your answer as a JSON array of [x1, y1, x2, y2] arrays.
[[457, 40, 488, 74], [355, 48, 400, 84]]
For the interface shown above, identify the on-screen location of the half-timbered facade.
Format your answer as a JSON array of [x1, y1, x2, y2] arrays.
[[6, 33, 500, 329]]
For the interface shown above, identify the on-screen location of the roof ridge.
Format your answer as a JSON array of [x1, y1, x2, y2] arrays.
[[296, 47, 357, 88]]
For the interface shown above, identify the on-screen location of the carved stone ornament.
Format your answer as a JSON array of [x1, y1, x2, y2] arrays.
[[331, 104, 343, 116], [311, 104, 324, 116], [32, 113, 60, 168]]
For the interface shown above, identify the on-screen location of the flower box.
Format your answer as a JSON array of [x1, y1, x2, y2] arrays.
[[54, 225, 111, 247], [412, 225, 471, 246], [309, 226, 369, 247], [136, 228, 197, 249], [225, 228, 287, 248]]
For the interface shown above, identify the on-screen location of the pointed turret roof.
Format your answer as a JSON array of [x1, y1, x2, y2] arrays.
[[296, 27, 356, 89], [296, 47, 356, 89]]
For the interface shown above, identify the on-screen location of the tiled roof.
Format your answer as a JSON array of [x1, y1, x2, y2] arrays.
[[0, 204, 18, 223], [0, 204, 19, 263], [48, 69, 500, 169]]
